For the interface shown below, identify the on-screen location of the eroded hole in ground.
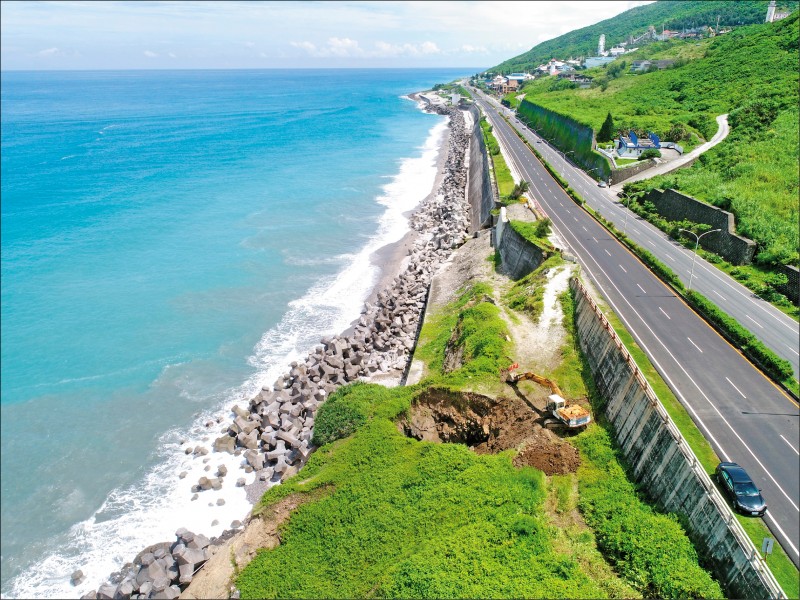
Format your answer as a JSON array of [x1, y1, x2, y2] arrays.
[[399, 388, 581, 475]]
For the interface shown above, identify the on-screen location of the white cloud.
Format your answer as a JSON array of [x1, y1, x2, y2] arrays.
[[143, 50, 158, 58], [168, 52, 177, 58], [327, 37, 362, 57], [36, 47, 61, 57]]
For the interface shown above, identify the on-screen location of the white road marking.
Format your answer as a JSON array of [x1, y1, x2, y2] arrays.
[[713, 290, 726, 301], [604, 249, 611, 256], [593, 237, 598, 243], [582, 226, 587, 232], [631, 228, 640, 235], [658, 307, 671, 320], [619, 264, 627, 273], [745, 315, 764, 329], [666, 254, 675, 261], [780, 435, 799, 455], [765, 513, 800, 559], [787, 345, 799, 356], [648, 240, 655, 246], [573, 216, 579, 222], [637, 283, 646, 294], [725, 377, 747, 399], [687, 337, 703, 353]]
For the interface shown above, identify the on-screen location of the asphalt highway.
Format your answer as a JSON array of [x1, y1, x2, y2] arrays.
[[473, 91, 800, 568], [487, 96, 800, 378]]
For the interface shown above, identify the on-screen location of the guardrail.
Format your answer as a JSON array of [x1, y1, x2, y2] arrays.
[[571, 276, 786, 599]]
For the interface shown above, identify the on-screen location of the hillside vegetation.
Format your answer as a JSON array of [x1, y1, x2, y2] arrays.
[[506, 14, 799, 267], [493, 0, 798, 74], [236, 272, 723, 598]]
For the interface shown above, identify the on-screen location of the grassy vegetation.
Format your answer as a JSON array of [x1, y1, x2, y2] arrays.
[[236, 276, 728, 598], [479, 116, 515, 198], [575, 426, 723, 599], [513, 15, 799, 269], [629, 106, 799, 268], [504, 253, 563, 322]]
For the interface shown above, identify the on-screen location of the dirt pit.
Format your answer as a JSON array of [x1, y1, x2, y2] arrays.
[[399, 388, 581, 475]]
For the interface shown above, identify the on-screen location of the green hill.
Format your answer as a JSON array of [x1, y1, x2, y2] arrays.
[[498, 13, 799, 268], [491, 0, 798, 74]]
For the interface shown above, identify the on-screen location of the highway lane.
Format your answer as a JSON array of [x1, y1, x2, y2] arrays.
[[473, 92, 800, 567], [483, 94, 800, 377]]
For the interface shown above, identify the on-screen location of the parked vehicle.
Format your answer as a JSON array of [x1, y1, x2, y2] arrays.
[[598, 180, 608, 188], [715, 462, 768, 516]]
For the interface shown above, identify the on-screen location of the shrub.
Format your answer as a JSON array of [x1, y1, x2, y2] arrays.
[[638, 148, 661, 160]]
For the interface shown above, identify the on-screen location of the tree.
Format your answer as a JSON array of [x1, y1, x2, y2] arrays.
[[598, 112, 615, 142]]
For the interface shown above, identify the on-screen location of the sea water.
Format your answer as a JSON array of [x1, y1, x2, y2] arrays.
[[0, 67, 473, 598]]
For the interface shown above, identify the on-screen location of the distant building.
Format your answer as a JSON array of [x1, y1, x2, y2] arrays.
[[584, 56, 617, 69], [608, 46, 627, 57], [766, 0, 790, 21], [630, 59, 676, 73], [598, 34, 606, 56]]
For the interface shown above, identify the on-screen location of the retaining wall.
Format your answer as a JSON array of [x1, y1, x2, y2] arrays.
[[777, 264, 799, 305], [645, 188, 756, 265], [609, 158, 657, 185], [570, 277, 785, 599], [493, 208, 546, 280], [466, 104, 495, 231]]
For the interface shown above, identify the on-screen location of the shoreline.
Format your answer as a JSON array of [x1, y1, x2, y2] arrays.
[[83, 94, 471, 600]]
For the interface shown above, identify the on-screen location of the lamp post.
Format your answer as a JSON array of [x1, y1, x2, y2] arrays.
[[621, 194, 632, 235], [679, 228, 721, 290]]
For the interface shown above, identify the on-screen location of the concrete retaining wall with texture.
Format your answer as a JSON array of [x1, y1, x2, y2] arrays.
[[493, 208, 546, 280], [571, 277, 785, 599], [467, 104, 495, 231], [646, 188, 756, 265]]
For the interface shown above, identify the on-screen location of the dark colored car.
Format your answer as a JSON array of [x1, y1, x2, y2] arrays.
[[715, 462, 768, 516]]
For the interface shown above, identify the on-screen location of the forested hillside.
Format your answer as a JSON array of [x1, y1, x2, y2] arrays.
[[492, 0, 798, 74]]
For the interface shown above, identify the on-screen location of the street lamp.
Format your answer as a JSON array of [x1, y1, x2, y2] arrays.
[[621, 193, 633, 235], [679, 228, 721, 290]]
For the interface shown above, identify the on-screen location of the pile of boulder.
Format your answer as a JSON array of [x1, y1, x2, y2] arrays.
[[79, 528, 217, 599], [83, 103, 472, 599]]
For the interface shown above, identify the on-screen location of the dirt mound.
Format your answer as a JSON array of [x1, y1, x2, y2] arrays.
[[513, 435, 581, 474], [400, 388, 581, 475]]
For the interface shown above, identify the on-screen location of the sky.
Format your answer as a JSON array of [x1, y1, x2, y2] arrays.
[[0, 1, 655, 71]]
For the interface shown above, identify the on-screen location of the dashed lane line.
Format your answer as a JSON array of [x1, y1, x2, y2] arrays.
[[687, 337, 703, 353], [780, 435, 799, 455], [658, 307, 671, 320], [745, 315, 764, 329], [726, 376, 747, 399]]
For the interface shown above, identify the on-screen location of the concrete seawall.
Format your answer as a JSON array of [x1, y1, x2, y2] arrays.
[[466, 103, 495, 232], [570, 277, 785, 599]]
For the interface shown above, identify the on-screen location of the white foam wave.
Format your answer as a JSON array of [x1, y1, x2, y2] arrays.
[[2, 116, 448, 600]]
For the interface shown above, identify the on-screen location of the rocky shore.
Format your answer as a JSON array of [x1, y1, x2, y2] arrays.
[[79, 98, 473, 600]]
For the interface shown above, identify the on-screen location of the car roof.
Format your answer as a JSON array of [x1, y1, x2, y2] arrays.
[[719, 462, 753, 483]]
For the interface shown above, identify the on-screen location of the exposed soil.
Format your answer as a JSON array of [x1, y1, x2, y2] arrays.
[[180, 492, 317, 599], [399, 387, 581, 475]]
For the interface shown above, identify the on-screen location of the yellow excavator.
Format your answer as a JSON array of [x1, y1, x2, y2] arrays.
[[501, 363, 592, 429]]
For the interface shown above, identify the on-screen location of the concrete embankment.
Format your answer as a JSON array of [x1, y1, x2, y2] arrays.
[[570, 277, 785, 600], [492, 207, 547, 280], [465, 103, 495, 232]]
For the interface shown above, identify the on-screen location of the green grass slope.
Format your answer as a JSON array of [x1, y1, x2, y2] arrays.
[[236, 282, 723, 599]]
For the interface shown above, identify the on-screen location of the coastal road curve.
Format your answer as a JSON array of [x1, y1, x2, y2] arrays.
[[473, 92, 800, 569], [482, 93, 799, 378]]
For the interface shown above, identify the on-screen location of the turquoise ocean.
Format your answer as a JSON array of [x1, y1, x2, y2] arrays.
[[0, 68, 473, 597]]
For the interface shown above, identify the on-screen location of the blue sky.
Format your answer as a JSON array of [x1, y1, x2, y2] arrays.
[[1, 1, 654, 70]]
